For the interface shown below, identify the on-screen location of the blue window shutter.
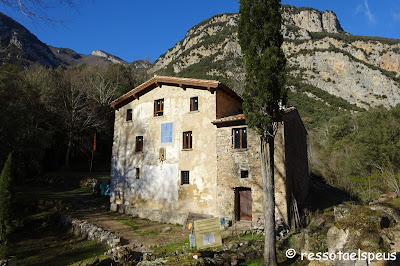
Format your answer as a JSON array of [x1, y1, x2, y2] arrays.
[[161, 123, 173, 143]]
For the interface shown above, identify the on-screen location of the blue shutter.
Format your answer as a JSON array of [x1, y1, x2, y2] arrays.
[[161, 123, 173, 143]]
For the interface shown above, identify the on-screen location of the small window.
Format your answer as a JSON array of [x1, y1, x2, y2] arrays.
[[233, 128, 247, 149], [183, 131, 192, 149], [126, 109, 132, 121], [136, 136, 143, 152], [241, 170, 249, 179], [136, 168, 140, 179], [181, 171, 189, 185], [154, 99, 164, 116], [190, 97, 198, 111]]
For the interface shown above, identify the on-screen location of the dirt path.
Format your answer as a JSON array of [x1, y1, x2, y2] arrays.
[[73, 209, 189, 252], [17, 183, 190, 252]]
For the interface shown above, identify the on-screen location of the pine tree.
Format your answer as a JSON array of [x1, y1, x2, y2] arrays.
[[0, 153, 15, 259], [238, 0, 286, 265]]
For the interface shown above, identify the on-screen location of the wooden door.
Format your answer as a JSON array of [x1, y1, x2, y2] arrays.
[[239, 189, 252, 221]]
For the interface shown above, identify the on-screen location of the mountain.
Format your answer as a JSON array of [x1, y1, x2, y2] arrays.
[[0, 12, 151, 69], [149, 5, 400, 110], [50, 47, 125, 67], [0, 12, 59, 68], [50, 46, 152, 68]]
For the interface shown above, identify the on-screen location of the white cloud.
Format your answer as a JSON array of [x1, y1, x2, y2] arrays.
[[355, 0, 376, 23]]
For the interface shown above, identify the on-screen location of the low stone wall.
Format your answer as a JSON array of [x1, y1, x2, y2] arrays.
[[111, 204, 187, 225], [61, 215, 121, 247]]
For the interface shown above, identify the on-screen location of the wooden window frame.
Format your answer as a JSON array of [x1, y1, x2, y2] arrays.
[[126, 109, 132, 121], [190, 96, 198, 112], [135, 136, 143, 152], [181, 171, 189, 185], [154, 98, 164, 116], [233, 128, 247, 149], [183, 131, 192, 150]]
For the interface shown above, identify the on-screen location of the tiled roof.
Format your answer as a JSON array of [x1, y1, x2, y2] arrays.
[[212, 107, 298, 125], [212, 114, 245, 124], [110, 75, 241, 109]]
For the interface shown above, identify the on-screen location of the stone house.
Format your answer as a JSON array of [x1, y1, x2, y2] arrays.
[[109, 76, 309, 226]]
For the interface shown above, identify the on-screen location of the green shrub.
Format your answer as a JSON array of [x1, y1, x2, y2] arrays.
[[0, 153, 15, 258]]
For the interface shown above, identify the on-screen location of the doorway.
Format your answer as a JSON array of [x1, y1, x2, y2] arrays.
[[234, 187, 252, 221]]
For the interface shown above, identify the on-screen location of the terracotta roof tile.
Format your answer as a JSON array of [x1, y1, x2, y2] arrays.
[[212, 114, 245, 124], [110, 75, 241, 109], [212, 107, 298, 125]]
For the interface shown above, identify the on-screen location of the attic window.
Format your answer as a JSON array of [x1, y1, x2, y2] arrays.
[[181, 171, 189, 185], [126, 109, 132, 121], [154, 99, 164, 116], [190, 97, 198, 111]]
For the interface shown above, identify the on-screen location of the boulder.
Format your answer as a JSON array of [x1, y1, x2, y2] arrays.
[[334, 205, 352, 221], [327, 226, 349, 253], [313, 218, 326, 228], [359, 232, 382, 251]]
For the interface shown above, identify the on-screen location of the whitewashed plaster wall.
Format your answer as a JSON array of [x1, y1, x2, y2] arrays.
[[111, 85, 219, 215]]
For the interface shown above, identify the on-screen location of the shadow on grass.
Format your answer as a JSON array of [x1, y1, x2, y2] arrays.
[[15, 231, 108, 266]]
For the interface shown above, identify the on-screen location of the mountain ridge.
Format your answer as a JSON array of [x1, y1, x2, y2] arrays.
[[148, 7, 400, 110]]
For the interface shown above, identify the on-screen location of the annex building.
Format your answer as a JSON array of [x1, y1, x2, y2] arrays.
[[109, 76, 309, 226]]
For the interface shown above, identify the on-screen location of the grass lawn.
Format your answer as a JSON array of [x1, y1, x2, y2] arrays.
[[13, 175, 111, 266]]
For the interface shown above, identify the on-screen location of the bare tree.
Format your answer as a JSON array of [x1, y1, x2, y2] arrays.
[[1, 0, 75, 21]]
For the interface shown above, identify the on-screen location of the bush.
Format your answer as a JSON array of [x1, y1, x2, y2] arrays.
[[0, 153, 15, 258], [312, 105, 400, 202]]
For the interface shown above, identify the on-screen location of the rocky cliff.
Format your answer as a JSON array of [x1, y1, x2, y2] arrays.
[[149, 6, 400, 110], [0, 12, 59, 68]]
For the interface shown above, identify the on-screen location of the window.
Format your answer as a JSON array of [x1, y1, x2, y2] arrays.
[[136, 168, 140, 179], [181, 171, 189, 185], [126, 109, 132, 121], [161, 123, 173, 143], [241, 170, 249, 179], [135, 136, 143, 152], [183, 131, 192, 149], [154, 99, 164, 116], [233, 128, 247, 149], [190, 97, 198, 111]]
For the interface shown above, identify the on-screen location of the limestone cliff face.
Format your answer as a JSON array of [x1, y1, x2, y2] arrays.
[[149, 6, 400, 109], [281, 5, 343, 33], [91, 50, 127, 65], [0, 12, 59, 68]]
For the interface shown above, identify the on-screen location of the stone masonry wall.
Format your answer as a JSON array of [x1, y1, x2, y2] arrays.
[[215, 123, 289, 225]]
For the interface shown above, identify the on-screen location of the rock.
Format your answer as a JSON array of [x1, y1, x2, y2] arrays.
[[162, 226, 171, 233], [368, 205, 400, 223], [368, 216, 390, 229], [313, 218, 326, 227], [327, 226, 349, 253], [334, 204, 352, 221], [226, 242, 239, 250], [380, 192, 397, 199], [230, 255, 238, 266], [360, 232, 382, 250]]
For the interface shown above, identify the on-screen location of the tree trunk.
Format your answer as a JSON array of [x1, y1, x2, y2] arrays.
[[261, 130, 277, 266], [65, 139, 72, 168]]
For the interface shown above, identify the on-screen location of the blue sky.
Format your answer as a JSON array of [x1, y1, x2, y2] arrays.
[[1, 0, 399, 63]]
